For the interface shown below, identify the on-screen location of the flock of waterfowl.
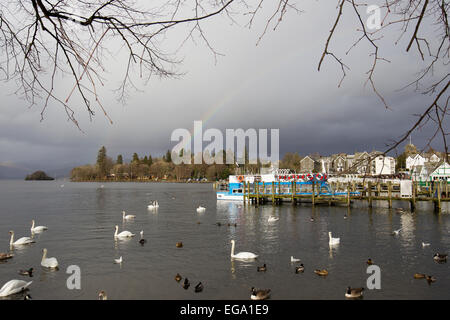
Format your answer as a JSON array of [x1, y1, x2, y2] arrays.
[[221, 211, 448, 300], [1, 195, 448, 300], [0, 220, 58, 298]]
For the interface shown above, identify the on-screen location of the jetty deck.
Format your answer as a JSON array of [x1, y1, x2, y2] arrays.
[[240, 180, 450, 212]]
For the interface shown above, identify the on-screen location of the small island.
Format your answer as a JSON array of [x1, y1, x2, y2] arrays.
[[25, 171, 55, 181]]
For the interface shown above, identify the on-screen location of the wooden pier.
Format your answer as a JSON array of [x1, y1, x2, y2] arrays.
[[242, 180, 450, 212]]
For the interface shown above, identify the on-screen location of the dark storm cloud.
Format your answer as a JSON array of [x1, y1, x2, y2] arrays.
[[0, 1, 446, 174]]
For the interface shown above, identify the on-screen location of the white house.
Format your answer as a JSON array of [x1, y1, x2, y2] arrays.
[[373, 155, 396, 175], [406, 154, 426, 170], [429, 162, 450, 181]]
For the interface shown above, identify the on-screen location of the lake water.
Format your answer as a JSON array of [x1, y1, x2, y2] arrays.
[[0, 180, 448, 300]]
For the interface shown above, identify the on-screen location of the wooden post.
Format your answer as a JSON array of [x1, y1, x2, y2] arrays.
[[256, 181, 260, 206], [291, 181, 294, 203], [411, 181, 416, 212], [243, 181, 247, 206], [437, 182, 441, 212], [445, 180, 448, 198], [347, 182, 350, 207], [368, 181, 373, 208], [312, 181, 315, 206], [388, 181, 392, 209], [272, 182, 275, 204]]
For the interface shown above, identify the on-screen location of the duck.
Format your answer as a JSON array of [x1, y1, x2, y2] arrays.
[[9, 231, 35, 246], [250, 287, 271, 300], [41, 248, 58, 269], [366, 258, 373, 265], [0, 280, 33, 297], [30, 220, 48, 233], [182, 278, 190, 289], [422, 242, 431, 247], [122, 211, 136, 220], [413, 273, 426, 279], [194, 282, 204, 293], [139, 231, 147, 245], [216, 222, 222, 227], [0, 253, 13, 261], [18, 268, 33, 277], [268, 216, 279, 222], [176, 242, 183, 248], [433, 253, 447, 262], [295, 264, 305, 273], [392, 228, 402, 236], [230, 240, 258, 260], [314, 269, 329, 276], [114, 225, 135, 239], [257, 264, 267, 272], [425, 275, 437, 284], [175, 273, 182, 282], [114, 256, 122, 264], [345, 287, 364, 299], [291, 256, 301, 263], [98, 290, 108, 300], [196, 206, 206, 213], [328, 232, 340, 246], [227, 222, 237, 227]]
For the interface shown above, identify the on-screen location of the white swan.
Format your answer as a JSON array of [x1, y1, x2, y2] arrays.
[[196, 206, 206, 213], [30, 220, 48, 233], [392, 228, 402, 236], [41, 248, 58, 269], [147, 201, 159, 209], [230, 240, 258, 260], [9, 231, 35, 246], [0, 280, 32, 297], [291, 256, 301, 262], [268, 216, 279, 222], [114, 225, 135, 238], [329, 232, 340, 246], [122, 211, 136, 220], [114, 256, 122, 264], [422, 242, 431, 247]]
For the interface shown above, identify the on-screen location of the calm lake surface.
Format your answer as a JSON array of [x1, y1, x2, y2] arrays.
[[0, 180, 448, 300]]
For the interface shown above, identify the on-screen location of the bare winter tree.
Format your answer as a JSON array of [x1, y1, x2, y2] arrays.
[[318, 0, 448, 162], [0, 1, 448, 161], [0, 0, 296, 128]]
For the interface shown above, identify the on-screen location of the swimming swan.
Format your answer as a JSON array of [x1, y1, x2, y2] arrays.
[[328, 232, 340, 246], [0, 280, 32, 297], [41, 248, 58, 269], [230, 240, 258, 260], [114, 225, 135, 238], [114, 256, 122, 264], [147, 201, 159, 209], [291, 256, 301, 263], [122, 211, 136, 220], [196, 206, 206, 213], [268, 216, 279, 222], [30, 220, 48, 233], [9, 231, 35, 246]]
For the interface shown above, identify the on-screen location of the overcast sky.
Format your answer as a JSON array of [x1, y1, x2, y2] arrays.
[[0, 1, 447, 175]]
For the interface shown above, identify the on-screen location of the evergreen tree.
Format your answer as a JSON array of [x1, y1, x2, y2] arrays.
[[116, 154, 123, 165], [143, 156, 148, 165], [165, 149, 172, 163], [96, 146, 108, 177], [132, 152, 140, 164], [148, 154, 153, 166]]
